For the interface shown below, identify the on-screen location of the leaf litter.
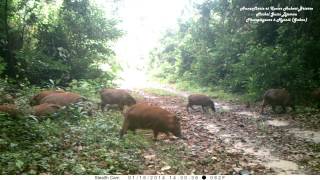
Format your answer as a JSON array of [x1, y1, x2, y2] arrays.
[[135, 87, 320, 174]]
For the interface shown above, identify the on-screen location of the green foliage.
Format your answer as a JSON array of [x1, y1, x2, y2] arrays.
[[156, 141, 194, 174], [0, 80, 149, 174], [148, 0, 320, 102], [0, 112, 147, 174], [0, 0, 122, 85]]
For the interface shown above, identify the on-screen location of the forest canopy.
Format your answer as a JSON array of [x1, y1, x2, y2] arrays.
[[148, 0, 320, 100], [0, 0, 122, 86]]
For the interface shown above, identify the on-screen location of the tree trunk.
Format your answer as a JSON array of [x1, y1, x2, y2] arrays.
[[4, 0, 16, 78]]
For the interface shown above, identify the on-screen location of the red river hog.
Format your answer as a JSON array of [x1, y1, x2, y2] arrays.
[[32, 103, 61, 117], [100, 88, 136, 111], [30, 90, 65, 105], [39, 92, 84, 106], [187, 94, 216, 113], [120, 103, 183, 140], [261, 88, 295, 114]]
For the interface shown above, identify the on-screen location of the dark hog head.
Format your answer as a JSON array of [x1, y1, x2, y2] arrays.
[[126, 95, 136, 106]]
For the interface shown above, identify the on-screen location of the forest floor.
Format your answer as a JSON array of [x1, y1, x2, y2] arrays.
[[126, 83, 320, 175]]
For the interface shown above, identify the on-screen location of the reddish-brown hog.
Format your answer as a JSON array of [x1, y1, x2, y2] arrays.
[[120, 103, 183, 140], [32, 103, 61, 117], [30, 90, 65, 105], [0, 104, 21, 117], [100, 89, 136, 111], [261, 88, 295, 114], [39, 92, 84, 106], [187, 94, 216, 113]]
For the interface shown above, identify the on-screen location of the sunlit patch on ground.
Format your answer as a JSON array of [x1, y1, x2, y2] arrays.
[[228, 141, 271, 158], [205, 123, 220, 134], [264, 160, 299, 174], [289, 128, 320, 143], [236, 111, 261, 119], [215, 102, 232, 111], [267, 120, 290, 127], [227, 141, 300, 174]]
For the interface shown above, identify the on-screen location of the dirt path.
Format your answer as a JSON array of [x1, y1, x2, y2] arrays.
[[130, 86, 320, 175]]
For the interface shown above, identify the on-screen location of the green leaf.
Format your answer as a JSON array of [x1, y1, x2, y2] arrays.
[[15, 160, 24, 170]]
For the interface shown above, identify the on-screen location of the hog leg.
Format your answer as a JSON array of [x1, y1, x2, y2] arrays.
[[153, 130, 159, 141], [260, 100, 266, 114], [211, 102, 216, 112], [187, 104, 195, 112], [100, 102, 106, 112], [202, 105, 207, 113]]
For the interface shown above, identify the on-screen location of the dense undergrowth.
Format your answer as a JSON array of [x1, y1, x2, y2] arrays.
[[0, 79, 150, 174]]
